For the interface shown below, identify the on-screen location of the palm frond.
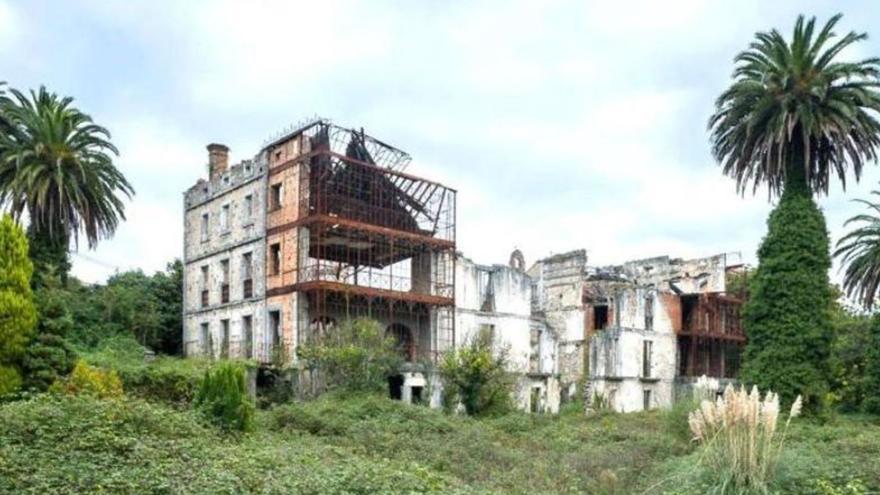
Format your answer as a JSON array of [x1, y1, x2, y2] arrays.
[[709, 14, 880, 197]]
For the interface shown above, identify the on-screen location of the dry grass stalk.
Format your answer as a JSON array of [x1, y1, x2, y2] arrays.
[[688, 384, 802, 492]]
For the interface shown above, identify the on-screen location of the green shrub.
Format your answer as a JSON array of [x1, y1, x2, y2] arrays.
[[296, 318, 403, 394], [194, 361, 254, 432], [439, 327, 514, 416], [0, 215, 38, 396], [50, 360, 123, 398], [80, 335, 209, 404], [21, 333, 77, 391]]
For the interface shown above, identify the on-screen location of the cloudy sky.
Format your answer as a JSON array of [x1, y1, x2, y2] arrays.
[[1, 0, 879, 283]]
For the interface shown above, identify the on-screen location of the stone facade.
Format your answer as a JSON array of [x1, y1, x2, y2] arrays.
[[183, 147, 268, 360], [182, 122, 744, 415]]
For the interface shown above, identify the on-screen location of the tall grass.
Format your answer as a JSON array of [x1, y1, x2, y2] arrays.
[[688, 384, 802, 493]]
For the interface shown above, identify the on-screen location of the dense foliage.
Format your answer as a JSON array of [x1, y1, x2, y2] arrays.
[[708, 14, 880, 197], [741, 186, 833, 412], [81, 335, 210, 404], [708, 14, 880, 414], [29, 261, 184, 354], [50, 360, 123, 399], [296, 318, 403, 394], [20, 333, 77, 391], [439, 328, 514, 416], [0, 215, 37, 395], [0, 391, 877, 494], [836, 191, 880, 308], [194, 361, 255, 432], [829, 307, 880, 414], [0, 84, 133, 283]]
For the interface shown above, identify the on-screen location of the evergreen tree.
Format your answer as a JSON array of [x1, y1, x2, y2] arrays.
[[0, 215, 37, 394]]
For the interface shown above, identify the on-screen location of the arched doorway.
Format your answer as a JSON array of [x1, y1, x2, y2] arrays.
[[387, 323, 416, 362]]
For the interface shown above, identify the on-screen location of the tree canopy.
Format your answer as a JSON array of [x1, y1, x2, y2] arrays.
[[709, 14, 880, 197]]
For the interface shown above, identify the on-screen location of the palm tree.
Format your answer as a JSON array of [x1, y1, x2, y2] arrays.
[[0, 86, 133, 283], [709, 14, 880, 412], [835, 191, 880, 308], [709, 14, 880, 195]]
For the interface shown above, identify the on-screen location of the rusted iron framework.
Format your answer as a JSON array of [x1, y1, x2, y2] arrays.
[[678, 292, 745, 378], [266, 121, 456, 362]]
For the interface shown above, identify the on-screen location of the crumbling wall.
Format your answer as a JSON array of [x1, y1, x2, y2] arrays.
[[529, 250, 588, 398], [455, 254, 560, 412]]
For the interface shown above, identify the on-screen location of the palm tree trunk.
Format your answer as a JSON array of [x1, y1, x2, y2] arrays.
[[783, 131, 810, 197]]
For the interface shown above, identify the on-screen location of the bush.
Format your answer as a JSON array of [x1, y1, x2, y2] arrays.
[[741, 186, 833, 414], [21, 333, 77, 391], [0, 215, 37, 395], [81, 335, 209, 404], [296, 318, 403, 394], [688, 384, 802, 492], [50, 360, 123, 398], [194, 361, 255, 432], [439, 327, 514, 416]]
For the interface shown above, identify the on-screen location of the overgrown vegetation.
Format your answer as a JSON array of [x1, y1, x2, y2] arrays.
[[296, 318, 403, 394], [688, 385, 802, 493], [49, 360, 123, 399], [1, 391, 877, 494], [740, 182, 833, 413], [0, 215, 37, 395], [708, 13, 880, 415], [439, 327, 514, 416], [194, 361, 255, 432]]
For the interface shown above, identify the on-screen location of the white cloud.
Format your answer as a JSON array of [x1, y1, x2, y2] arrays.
[[3, 0, 874, 284], [0, 1, 20, 54]]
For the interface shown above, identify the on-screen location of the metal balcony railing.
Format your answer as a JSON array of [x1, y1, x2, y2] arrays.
[[297, 263, 454, 298]]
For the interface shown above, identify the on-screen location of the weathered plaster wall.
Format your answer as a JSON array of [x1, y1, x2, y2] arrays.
[[585, 254, 732, 412], [455, 254, 560, 413], [528, 250, 588, 397]]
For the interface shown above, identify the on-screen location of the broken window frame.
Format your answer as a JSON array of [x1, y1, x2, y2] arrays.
[[242, 252, 253, 298], [200, 265, 210, 307], [242, 315, 253, 359], [270, 243, 281, 275], [269, 182, 283, 211], [200, 212, 210, 241], [220, 319, 230, 358], [244, 194, 253, 220], [220, 203, 230, 232]]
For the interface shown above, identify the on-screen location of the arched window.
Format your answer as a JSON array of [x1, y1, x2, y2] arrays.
[[387, 323, 416, 362]]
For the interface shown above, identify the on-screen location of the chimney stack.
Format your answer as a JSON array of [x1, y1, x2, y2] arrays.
[[207, 143, 229, 182]]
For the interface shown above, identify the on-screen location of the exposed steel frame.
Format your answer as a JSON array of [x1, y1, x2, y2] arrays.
[[265, 121, 456, 362]]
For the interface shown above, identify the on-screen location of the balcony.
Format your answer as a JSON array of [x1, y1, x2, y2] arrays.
[[290, 262, 454, 305]]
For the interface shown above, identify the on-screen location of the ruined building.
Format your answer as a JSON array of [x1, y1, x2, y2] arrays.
[[183, 121, 455, 400], [182, 120, 745, 413], [577, 254, 746, 412]]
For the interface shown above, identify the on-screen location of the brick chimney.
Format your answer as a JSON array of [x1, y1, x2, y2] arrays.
[[207, 143, 229, 182]]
